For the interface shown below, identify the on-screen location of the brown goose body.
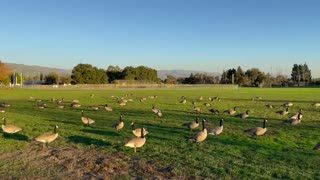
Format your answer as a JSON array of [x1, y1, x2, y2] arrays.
[[183, 117, 199, 130], [125, 127, 146, 152], [190, 119, 207, 143], [284, 113, 302, 125], [208, 119, 223, 135], [152, 105, 159, 114], [156, 110, 162, 117], [264, 104, 273, 108], [312, 103, 320, 107], [208, 108, 220, 114], [71, 102, 81, 108], [290, 110, 303, 120], [81, 111, 95, 125], [238, 110, 250, 119], [245, 120, 267, 136], [193, 106, 201, 113], [1, 117, 22, 134], [35, 125, 59, 147], [0, 108, 5, 113], [90, 105, 99, 111], [314, 142, 320, 150], [276, 107, 289, 115], [104, 104, 113, 112], [224, 107, 237, 115], [114, 115, 124, 131], [131, 122, 148, 137]]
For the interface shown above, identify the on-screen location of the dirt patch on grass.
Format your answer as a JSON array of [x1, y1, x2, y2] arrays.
[[0, 145, 178, 179]]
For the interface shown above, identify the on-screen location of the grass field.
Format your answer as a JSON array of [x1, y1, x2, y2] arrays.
[[0, 87, 319, 179]]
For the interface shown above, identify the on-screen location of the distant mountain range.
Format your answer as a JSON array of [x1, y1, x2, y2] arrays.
[[5, 63, 219, 79]]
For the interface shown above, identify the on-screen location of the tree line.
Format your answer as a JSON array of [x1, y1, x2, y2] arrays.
[[0, 61, 315, 87]]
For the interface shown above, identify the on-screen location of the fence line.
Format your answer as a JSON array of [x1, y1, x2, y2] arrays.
[[12, 84, 239, 90]]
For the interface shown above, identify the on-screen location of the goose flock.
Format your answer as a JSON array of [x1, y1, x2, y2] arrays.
[[1, 93, 320, 153]]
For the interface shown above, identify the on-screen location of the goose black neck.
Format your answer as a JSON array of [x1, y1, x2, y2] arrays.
[[54, 126, 58, 133], [234, 107, 236, 111], [196, 118, 199, 123], [3, 118, 6, 125], [141, 127, 144, 138], [263, 120, 266, 128], [220, 119, 223, 126], [202, 120, 205, 130], [131, 123, 135, 130], [120, 115, 123, 122]]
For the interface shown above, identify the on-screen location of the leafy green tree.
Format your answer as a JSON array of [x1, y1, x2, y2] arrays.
[[71, 63, 108, 84], [291, 63, 312, 86], [106, 65, 123, 83], [245, 68, 266, 87], [164, 75, 177, 84], [122, 66, 158, 82], [44, 72, 59, 84]]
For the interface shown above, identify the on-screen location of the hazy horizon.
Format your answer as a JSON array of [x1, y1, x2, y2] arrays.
[[1, 0, 319, 78]]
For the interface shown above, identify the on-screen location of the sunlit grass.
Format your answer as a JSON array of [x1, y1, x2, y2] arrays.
[[0, 88, 319, 178]]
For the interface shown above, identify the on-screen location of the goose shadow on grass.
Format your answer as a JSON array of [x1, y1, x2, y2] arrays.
[[81, 129, 120, 137], [2, 133, 29, 141], [47, 119, 79, 125], [68, 135, 111, 146]]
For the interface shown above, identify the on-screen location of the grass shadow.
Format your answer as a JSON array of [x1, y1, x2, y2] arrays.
[[68, 135, 111, 146], [81, 129, 120, 137], [3, 133, 29, 141]]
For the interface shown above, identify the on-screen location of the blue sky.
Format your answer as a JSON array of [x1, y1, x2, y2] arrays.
[[1, 0, 319, 77]]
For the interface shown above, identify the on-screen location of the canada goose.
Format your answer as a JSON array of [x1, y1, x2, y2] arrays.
[[125, 126, 146, 152], [90, 105, 99, 111], [208, 108, 220, 114], [314, 142, 320, 150], [189, 119, 207, 143], [208, 97, 213, 101], [0, 102, 10, 107], [156, 110, 162, 118], [104, 104, 113, 112], [264, 104, 273, 109], [208, 119, 223, 135], [114, 115, 124, 132], [284, 113, 302, 125], [152, 105, 159, 114], [56, 101, 64, 109], [72, 100, 80, 103], [131, 122, 148, 137], [37, 102, 46, 109], [56, 98, 64, 104], [183, 117, 199, 131], [244, 119, 267, 136], [289, 109, 303, 120], [311, 103, 320, 107], [282, 102, 293, 108], [1, 117, 22, 134], [276, 107, 289, 115], [198, 96, 203, 101], [119, 102, 126, 106], [193, 106, 201, 113], [238, 110, 250, 119], [35, 125, 59, 148], [224, 107, 237, 115], [204, 103, 211, 107], [0, 108, 5, 113], [71, 102, 81, 108], [81, 110, 95, 126], [128, 98, 133, 102], [180, 97, 187, 104], [90, 94, 94, 98], [192, 101, 196, 105]]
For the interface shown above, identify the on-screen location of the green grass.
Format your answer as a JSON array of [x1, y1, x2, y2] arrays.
[[0, 88, 320, 178]]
